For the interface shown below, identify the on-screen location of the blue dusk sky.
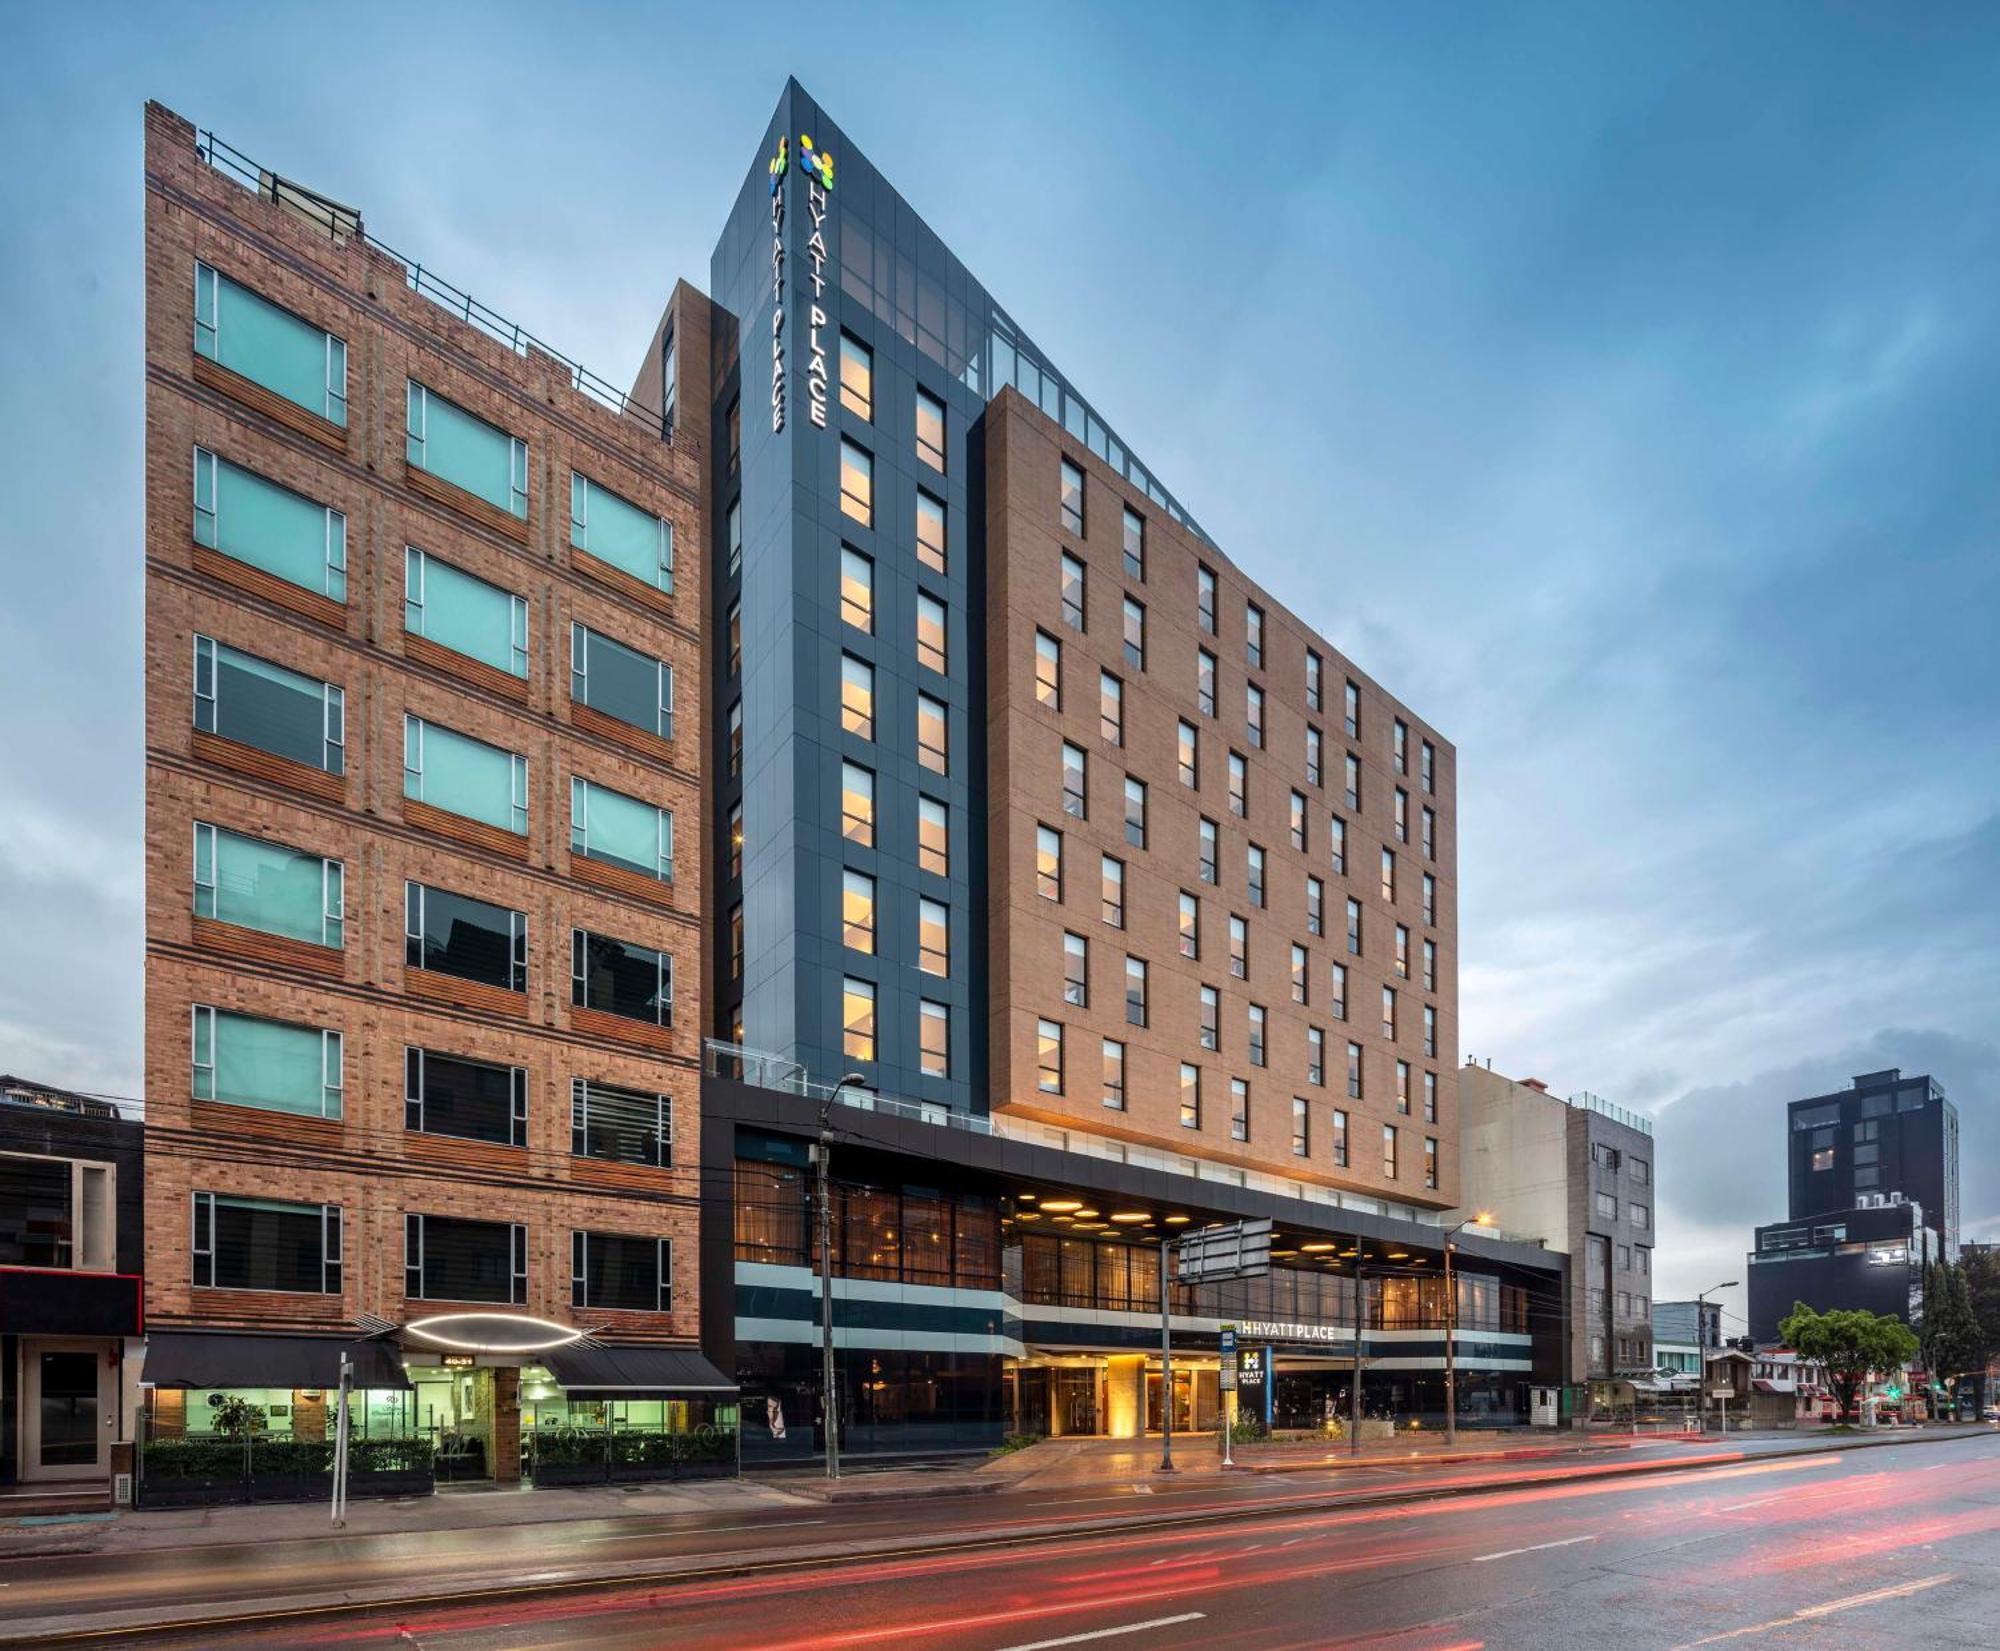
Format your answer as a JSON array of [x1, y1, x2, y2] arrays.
[[1, 3, 1994, 1316]]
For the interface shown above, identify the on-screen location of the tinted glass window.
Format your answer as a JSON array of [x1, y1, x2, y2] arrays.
[[406, 1048, 523, 1146], [571, 623, 671, 739], [572, 929, 671, 1024], [406, 883, 525, 991]]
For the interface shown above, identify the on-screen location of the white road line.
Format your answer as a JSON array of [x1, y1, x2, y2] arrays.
[[1671, 1573, 1955, 1648], [1719, 1496, 1780, 1512], [598, 1518, 829, 1541], [1472, 1534, 1597, 1563], [1923, 1462, 1958, 1471], [998, 1613, 1206, 1651]]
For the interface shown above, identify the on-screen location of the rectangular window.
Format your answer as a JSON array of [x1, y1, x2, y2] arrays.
[[1331, 962, 1348, 1021], [839, 331, 873, 420], [1290, 790, 1308, 853], [192, 1193, 341, 1294], [1179, 891, 1200, 959], [1037, 825, 1063, 900], [916, 388, 946, 471], [1247, 843, 1266, 907], [836, 762, 875, 849], [190, 1006, 341, 1119], [571, 621, 673, 741], [844, 978, 878, 1062], [1422, 806, 1438, 860], [1395, 1057, 1411, 1113], [1330, 814, 1347, 876], [1197, 648, 1217, 717], [571, 1077, 671, 1166], [1423, 873, 1438, 927], [193, 636, 343, 774], [916, 490, 947, 573], [842, 868, 877, 953], [1423, 1005, 1438, 1058], [572, 928, 673, 1026], [1034, 631, 1061, 708], [1290, 944, 1309, 1004], [1122, 597, 1146, 669], [918, 896, 950, 976], [406, 1212, 527, 1305], [1060, 458, 1085, 535], [840, 546, 874, 632], [1125, 956, 1148, 1027], [1061, 552, 1086, 629], [194, 448, 346, 601], [840, 439, 874, 525], [1199, 986, 1220, 1051], [569, 778, 672, 881], [1248, 1004, 1267, 1067], [918, 794, 949, 876], [1425, 1137, 1439, 1190], [1112, 509, 1143, 585], [1348, 1041, 1364, 1099], [1228, 751, 1248, 818], [572, 1230, 672, 1313], [1345, 753, 1362, 811], [1305, 649, 1323, 711], [1345, 680, 1360, 739], [1395, 788, 1410, 844], [1383, 1124, 1398, 1179], [195, 262, 348, 424], [917, 693, 948, 774], [407, 382, 526, 518], [405, 716, 527, 835], [1062, 742, 1088, 818], [405, 881, 527, 992], [570, 471, 671, 592], [1346, 897, 1363, 955], [1124, 775, 1147, 848], [1422, 740, 1437, 794], [1230, 1077, 1251, 1140], [1101, 854, 1125, 928], [1180, 1063, 1201, 1130], [193, 822, 342, 948], [920, 1000, 951, 1079], [1228, 914, 1248, 979], [1199, 816, 1219, 885], [1064, 931, 1090, 1006], [1395, 924, 1411, 980], [404, 548, 526, 677], [1595, 1191, 1618, 1220], [1394, 719, 1409, 776], [1293, 1096, 1310, 1157], [1423, 1069, 1438, 1123], [916, 592, 948, 674], [405, 1047, 525, 1147], [1306, 725, 1323, 788], [1333, 1109, 1349, 1168], [727, 497, 742, 576], [1037, 1019, 1064, 1092], [1307, 1026, 1325, 1087], [1423, 937, 1438, 992], [1102, 1039, 1126, 1110], [1246, 602, 1265, 670], [1178, 720, 1199, 787], [1100, 672, 1124, 745], [1306, 875, 1325, 937], [1247, 683, 1265, 749], [841, 653, 874, 739]]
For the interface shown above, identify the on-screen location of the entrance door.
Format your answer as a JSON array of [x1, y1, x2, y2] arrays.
[[22, 1342, 112, 1481]]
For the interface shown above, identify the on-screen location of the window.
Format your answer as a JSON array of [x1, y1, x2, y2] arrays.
[[1228, 751, 1248, 818], [1232, 1078, 1250, 1140], [1347, 1041, 1364, 1099], [1422, 806, 1437, 860], [1060, 458, 1085, 535], [621, 1080, 694, 1193], [916, 490, 947, 573], [1064, 931, 1090, 1006], [1247, 843, 1266, 907], [1630, 1158, 1651, 1186], [1394, 1057, 1411, 1113], [193, 636, 343, 774], [1395, 924, 1411, 980], [1246, 602, 1265, 670], [915, 388, 946, 470], [1061, 552, 1086, 629], [1307, 1026, 1326, 1087], [405, 882, 526, 993], [1383, 1124, 1398, 1179], [1036, 826, 1063, 900], [1383, 986, 1398, 1042], [1037, 1019, 1064, 1092], [1332, 961, 1349, 1021], [916, 592, 948, 674], [1228, 914, 1248, 978], [1381, 847, 1397, 904], [1306, 649, 1323, 711], [1595, 1191, 1618, 1220], [572, 1230, 672, 1313], [840, 546, 874, 631], [1124, 776, 1147, 847], [1344, 680, 1360, 738], [920, 1001, 951, 1079], [918, 897, 949, 976], [572, 929, 673, 1026], [1306, 725, 1324, 788], [1346, 898, 1363, 955], [727, 701, 742, 778], [1284, 794, 1306, 857], [1196, 563, 1217, 635], [1122, 597, 1146, 669], [918, 795, 949, 875], [1125, 956, 1148, 1026], [727, 497, 742, 576], [1345, 753, 1362, 811], [1198, 816, 1219, 885], [1177, 720, 1199, 788], [569, 778, 672, 882], [1180, 1063, 1201, 1129], [843, 869, 877, 953], [1035, 631, 1062, 708], [1293, 1097, 1310, 1157], [1101, 855, 1125, 928], [195, 449, 346, 601], [1102, 1039, 1126, 1110], [1120, 505, 1146, 579], [192, 1193, 341, 1294], [839, 331, 873, 419], [843, 762, 876, 846], [1333, 1109, 1349, 1168], [570, 471, 671, 593], [1306, 875, 1325, 937], [407, 382, 526, 518], [1290, 944, 1309, 1004], [191, 1006, 341, 1118], [1423, 873, 1438, 926], [1100, 672, 1124, 745], [840, 439, 873, 524], [405, 1048, 525, 1147], [1424, 1137, 1439, 1190], [406, 1213, 526, 1305], [570, 621, 673, 739], [1423, 1070, 1438, 1123], [841, 653, 874, 739], [1062, 741, 1088, 817], [195, 263, 347, 424], [730, 801, 746, 881], [1199, 986, 1220, 1051], [845, 978, 878, 1062], [1197, 648, 1217, 717], [1393, 718, 1409, 775], [193, 822, 342, 948], [1248, 1004, 1267, 1067], [1179, 892, 1200, 959], [1394, 788, 1409, 844], [917, 693, 948, 773], [1630, 1203, 1650, 1231], [1247, 682, 1265, 749], [1423, 1005, 1438, 1058], [1330, 815, 1347, 876], [1423, 938, 1437, 992]]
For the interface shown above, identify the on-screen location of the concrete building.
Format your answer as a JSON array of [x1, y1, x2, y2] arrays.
[[1652, 1298, 1721, 1384], [1455, 1064, 1656, 1416]]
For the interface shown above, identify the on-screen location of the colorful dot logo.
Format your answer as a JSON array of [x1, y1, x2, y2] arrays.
[[798, 133, 835, 192], [767, 135, 789, 197]]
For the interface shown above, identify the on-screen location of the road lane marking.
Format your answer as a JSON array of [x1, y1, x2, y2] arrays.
[[998, 1613, 1206, 1651], [1472, 1534, 1597, 1562], [1671, 1573, 1955, 1647], [598, 1519, 829, 1540], [1718, 1496, 1780, 1512]]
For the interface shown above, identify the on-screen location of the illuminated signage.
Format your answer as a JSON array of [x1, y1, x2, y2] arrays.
[[769, 131, 835, 435], [1238, 1319, 1345, 1345], [769, 136, 788, 434], [441, 1354, 476, 1369]]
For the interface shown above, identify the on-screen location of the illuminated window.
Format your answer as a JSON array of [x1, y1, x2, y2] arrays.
[[1037, 1019, 1064, 1093], [918, 795, 948, 876], [915, 388, 946, 472], [1035, 631, 1062, 709], [1290, 944, 1308, 1004], [1178, 720, 1198, 787], [918, 897, 949, 976], [916, 490, 947, 574], [1424, 1136, 1438, 1190], [1395, 1058, 1411, 1113], [1381, 847, 1397, 904], [1102, 1039, 1126, 1110], [1036, 825, 1063, 900], [842, 869, 876, 953], [916, 592, 947, 674], [917, 694, 947, 774], [920, 1001, 950, 1079], [843, 978, 877, 1062], [839, 439, 873, 525], [840, 653, 874, 739], [842, 761, 875, 846], [1180, 1063, 1201, 1130], [839, 332, 873, 420], [840, 546, 873, 632], [1179, 891, 1200, 959]]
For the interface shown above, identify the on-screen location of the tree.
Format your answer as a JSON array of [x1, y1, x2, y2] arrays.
[[1962, 1246, 2000, 1368], [1923, 1262, 1984, 1404], [1779, 1302, 1919, 1421]]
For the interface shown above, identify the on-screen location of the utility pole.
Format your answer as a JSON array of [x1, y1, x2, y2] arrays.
[[1350, 1251, 1365, 1458], [817, 1072, 867, 1481], [1158, 1237, 1175, 1473], [330, 1350, 351, 1527], [1695, 1280, 1738, 1434], [1441, 1215, 1491, 1446]]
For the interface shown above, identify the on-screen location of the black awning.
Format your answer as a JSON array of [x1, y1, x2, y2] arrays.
[[0, 1267, 142, 1338], [543, 1342, 737, 1398], [142, 1331, 412, 1390]]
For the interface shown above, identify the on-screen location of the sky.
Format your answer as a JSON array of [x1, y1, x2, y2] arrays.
[[1, 2, 1995, 1320]]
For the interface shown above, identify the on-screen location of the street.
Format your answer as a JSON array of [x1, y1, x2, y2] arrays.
[[20, 1433, 1996, 1650]]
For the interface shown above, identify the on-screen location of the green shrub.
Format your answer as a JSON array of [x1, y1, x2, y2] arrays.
[[989, 1433, 1044, 1457]]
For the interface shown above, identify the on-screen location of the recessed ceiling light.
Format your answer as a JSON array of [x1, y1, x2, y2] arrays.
[[1041, 1199, 1083, 1213], [1017, 1193, 1038, 1204], [1016, 1211, 1042, 1221], [1110, 1212, 1150, 1223], [1074, 1209, 1100, 1219], [1164, 1215, 1191, 1224], [1301, 1241, 1335, 1253], [1387, 1251, 1410, 1260]]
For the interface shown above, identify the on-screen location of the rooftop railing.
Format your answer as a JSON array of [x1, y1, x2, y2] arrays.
[[195, 129, 665, 432], [703, 1040, 994, 1136], [1566, 1089, 1653, 1137]]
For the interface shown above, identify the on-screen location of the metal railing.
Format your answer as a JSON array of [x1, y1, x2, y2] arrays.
[[195, 129, 665, 431], [1565, 1089, 1653, 1137], [703, 1040, 995, 1136]]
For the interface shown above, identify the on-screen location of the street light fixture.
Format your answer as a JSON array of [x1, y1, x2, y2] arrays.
[[1443, 1213, 1494, 1445], [817, 1071, 868, 1479], [1695, 1280, 1739, 1434]]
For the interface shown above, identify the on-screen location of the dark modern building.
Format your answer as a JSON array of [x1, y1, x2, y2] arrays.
[[1748, 1198, 1934, 1347]]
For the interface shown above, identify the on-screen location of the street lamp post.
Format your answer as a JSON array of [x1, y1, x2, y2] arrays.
[[1442, 1214, 1493, 1446], [1695, 1280, 1738, 1434], [817, 1072, 868, 1480]]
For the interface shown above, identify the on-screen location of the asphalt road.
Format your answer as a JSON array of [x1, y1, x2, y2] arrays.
[[91, 1432, 2000, 1649]]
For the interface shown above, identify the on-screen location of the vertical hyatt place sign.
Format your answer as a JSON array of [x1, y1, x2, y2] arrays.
[[768, 132, 836, 435]]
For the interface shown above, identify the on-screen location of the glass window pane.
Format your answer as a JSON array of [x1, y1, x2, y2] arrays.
[[407, 549, 525, 676], [408, 383, 526, 518], [202, 640, 339, 773], [571, 778, 671, 881], [573, 929, 672, 1024], [210, 1195, 334, 1292], [571, 623, 671, 738], [570, 472, 672, 591], [405, 717, 526, 834], [199, 450, 345, 600], [197, 265, 346, 425], [208, 1011, 339, 1118], [204, 825, 338, 947]]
